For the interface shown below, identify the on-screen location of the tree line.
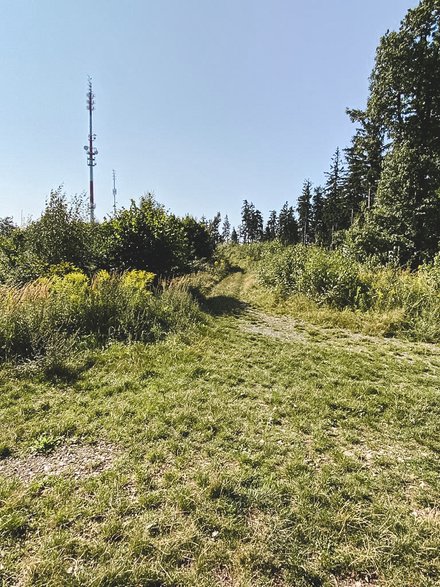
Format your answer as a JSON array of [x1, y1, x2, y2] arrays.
[[1, 0, 439, 276], [227, 0, 440, 266], [0, 191, 223, 283]]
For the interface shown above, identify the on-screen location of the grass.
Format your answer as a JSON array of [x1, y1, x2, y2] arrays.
[[218, 242, 440, 342], [0, 269, 439, 586]]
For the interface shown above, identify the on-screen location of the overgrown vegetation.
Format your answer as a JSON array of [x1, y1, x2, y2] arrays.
[[219, 242, 440, 341], [1, 2, 440, 585], [0, 190, 218, 284], [0, 269, 202, 363], [229, 1, 440, 268]]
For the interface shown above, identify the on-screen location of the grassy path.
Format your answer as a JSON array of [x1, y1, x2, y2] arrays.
[[1, 271, 439, 586]]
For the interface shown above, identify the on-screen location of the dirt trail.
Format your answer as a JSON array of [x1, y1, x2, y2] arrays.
[[211, 270, 440, 367]]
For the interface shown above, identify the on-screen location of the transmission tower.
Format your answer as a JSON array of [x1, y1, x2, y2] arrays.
[[84, 77, 98, 222], [112, 169, 117, 215]]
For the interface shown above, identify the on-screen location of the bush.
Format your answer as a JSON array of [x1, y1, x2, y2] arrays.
[[257, 244, 369, 309], [0, 270, 202, 361], [0, 193, 215, 284], [224, 242, 440, 341]]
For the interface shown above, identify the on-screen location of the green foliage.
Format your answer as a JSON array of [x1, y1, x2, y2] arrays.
[[0, 217, 16, 237], [278, 201, 299, 245], [240, 200, 263, 243], [297, 180, 312, 244], [90, 194, 214, 276], [30, 433, 63, 454], [224, 242, 440, 340], [0, 270, 202, 361], [344, 0, 440, 264], [343, 212, 396, 265], [372, 142, 440, 264], [322, 147, 346, 245], [25, 188, 96, 271], [310, 186, 325, 244], [101, 195, 190, 274], [221, 214, 231, 242], [0, 189, 99, 283], [0, 192, 214, 284], [258, 243, 366, 309]]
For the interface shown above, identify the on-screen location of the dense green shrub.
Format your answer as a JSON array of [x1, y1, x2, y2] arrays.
[[257, 243, 368, 309], [0, 192, 215, 284], [0, 270, 202, 361]]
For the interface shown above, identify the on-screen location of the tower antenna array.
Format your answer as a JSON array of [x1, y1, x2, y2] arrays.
[[84, 77, 98, 222], [112, 169, 117, 215]]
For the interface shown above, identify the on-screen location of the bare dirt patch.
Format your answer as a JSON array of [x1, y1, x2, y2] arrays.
[[336, 577, 379, 587], [240, 309, 440, 365], [214, 567, 236, 587], [0, 440, 119, 483], [240, 310, 310, 343]]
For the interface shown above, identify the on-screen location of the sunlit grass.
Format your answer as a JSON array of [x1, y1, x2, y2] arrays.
[[0, 270, 439, 586]]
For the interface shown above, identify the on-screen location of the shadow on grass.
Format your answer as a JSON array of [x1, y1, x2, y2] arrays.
[[204, 295, 249, 316], [41, 355, 97, 384]]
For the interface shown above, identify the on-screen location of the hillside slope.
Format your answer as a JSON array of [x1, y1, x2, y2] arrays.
[[1, 270, 439, 587]]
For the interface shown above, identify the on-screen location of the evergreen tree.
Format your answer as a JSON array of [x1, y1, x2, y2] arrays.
[[240, 200, 252, 243], [323, 148, 346, 246], [231, 227, 239, 244], [374, 142, 440, 264], [208, 212, 222, 246], [345, 109, 384, 212], [240, 200, 263, 242], [252, 209, 264, 242], [310, 186, 325, 244], [297, 179, 313, 244], [221, 214, 231, 242], [278, 202, 298, 245], [349, 0, 440, 263], [264, 210, 278, 241]]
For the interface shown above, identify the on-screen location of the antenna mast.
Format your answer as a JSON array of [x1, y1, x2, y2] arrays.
[[112, 169, 117, 215], [84, 77, 98, 222]]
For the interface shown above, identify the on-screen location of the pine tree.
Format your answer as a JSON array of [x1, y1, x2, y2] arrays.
[[208, 212, 222, 246], [374, 142, 440, 264], [252, 209, 264, 242], [297, 179, 313, 244], [310, 186, 325, 244], [350, 0, 440, 263], [240, 200, 263, 242], [323, 148, 345, 246], [221, 214, 231, 242], [240, 200, 252, 243], [264, 210, 278, 241], [345, 109, 384, 213], [231, 227, 239, 244], [278, 202, 298, 245]]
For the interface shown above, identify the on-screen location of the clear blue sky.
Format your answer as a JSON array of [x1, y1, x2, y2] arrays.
[[0, 0, 418, 229]]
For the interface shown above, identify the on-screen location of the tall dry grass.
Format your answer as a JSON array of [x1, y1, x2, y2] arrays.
[[0, 270, 202, 361]]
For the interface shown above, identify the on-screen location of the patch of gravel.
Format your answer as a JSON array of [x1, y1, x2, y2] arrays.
[[0, 440, 119, 483]]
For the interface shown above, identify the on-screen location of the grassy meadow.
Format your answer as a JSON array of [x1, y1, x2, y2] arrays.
[[0, 256, 439, 586]]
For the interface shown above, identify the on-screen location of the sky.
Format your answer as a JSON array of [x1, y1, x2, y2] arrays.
[[0, 0, 419, 229]]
